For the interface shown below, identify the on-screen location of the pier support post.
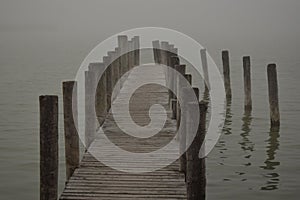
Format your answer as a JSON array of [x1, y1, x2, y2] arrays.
[[118, 35, 129, 82], [133, 36, 140, 66], [108, 51, 116, 92], [112, 50, 120, 100], [222, 50, 232, 99], [161, 41, 169, 66], [179, 86, 199, 174], [103, 56, 112, 110], [128, 40, 134, 70], [267, 64, 280, 127], [169, 56, 180, 108], [88, 63, 107, 124], [39, 95, 58, 200], [95, 63, 107, 125], [186, 101, 208, 200], [152, 40, 161, 64], [243, 56, 252, 110], [176, 64, 186, 130], [85, 71, 96, 148], [63, 81, 79, 181], [171, 99, 177, 119], [179, 87, 189, 174], [114, 47, 122, 94], [200, 49, 210, 96]]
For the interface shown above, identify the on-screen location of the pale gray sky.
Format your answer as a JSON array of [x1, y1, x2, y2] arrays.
[[0, 0, 299, 66]]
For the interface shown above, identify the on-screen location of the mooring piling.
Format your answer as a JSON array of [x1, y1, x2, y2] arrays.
[[169, 56, 180, 106], [179, 86, 200, 175], [94, 63, 107, 125], [200, 49, 210, 93], [39, 95, 58, 200], [267, 64, 280, 127], [176, 64, 187, 129], [111, 50, 120, 100], [128, 40, 134, 70], [179, 87, 190, 174], [118, 35, 129, 81], [85, 71, 97, 148], [222, 50, 232, 99], [186, 101, 208, 200], [243, 56, 252, 111], [103, 56, 112, 110], [152, 40, 161, 64], [133, 36, 140, 66], [160, 41, 169, 66], [62, 81, 79, 181]]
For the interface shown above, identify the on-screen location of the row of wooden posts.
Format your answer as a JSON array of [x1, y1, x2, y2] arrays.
[[153, 43, 280, 128], [152, 41, 207, 200], [221, 50, 280, 127], [151, 42, 281, 199], [39, 35, 280, 200], [39, 35, 140, 200]]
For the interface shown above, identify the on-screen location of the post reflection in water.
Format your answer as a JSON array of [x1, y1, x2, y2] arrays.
[[215, 97, 232, 159], [260, 127, 280, 191], [239, 110, 254, 166], [222, 97, 233, 136]]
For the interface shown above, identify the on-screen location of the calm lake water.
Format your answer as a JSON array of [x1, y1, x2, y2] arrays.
[[0, 52, 299, 199]]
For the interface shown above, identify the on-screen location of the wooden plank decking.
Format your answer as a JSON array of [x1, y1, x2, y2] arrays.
[[59, 64, 186, 200]]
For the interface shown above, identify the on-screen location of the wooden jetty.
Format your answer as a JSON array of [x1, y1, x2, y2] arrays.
[[60, 64, 187, 200], [39, 35, 280, 200]]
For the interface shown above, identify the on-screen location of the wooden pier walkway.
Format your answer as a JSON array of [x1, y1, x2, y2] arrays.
[[59, 64, 187, 199], [40, 36, 281, 200]]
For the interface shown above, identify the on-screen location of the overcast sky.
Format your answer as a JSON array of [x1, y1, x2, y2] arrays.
[[0, 0, 299, 66]]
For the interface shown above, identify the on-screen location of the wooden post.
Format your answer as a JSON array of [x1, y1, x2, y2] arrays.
[[168, 44, 176, 65], [108, 50, 122, 101], [118, 35, 129, 79], [186, 101, 208, 200], [85, 71, 96, 148], [108, 51, 116, 90], [171, 99, 177, 119], [111, 50, 120, 100], [161, 41, 169, 66], [176, 64, 186, 130], [222, 50, 232, 99], [179, 87, 190, 174], [243, 56, 252, 110], [128, 40, 134, 70], [133, 36, 140, 66], [169, 56, 180, 107], [152, 40, 161, 64], [200, 49, 210, 94], [267, 64, 280, 127], [39, 95, 58, 200], [63, 81, 79, 181], [179, 86, 199, 174], [103, 56, 112, 110], [113, 47, 120, 99], [115, 47, 122, 91], [89, 63, 107, 125]]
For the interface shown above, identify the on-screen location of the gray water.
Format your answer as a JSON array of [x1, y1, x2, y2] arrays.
[[0, 53, 299, 199], [206, 58, 300, 199]]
